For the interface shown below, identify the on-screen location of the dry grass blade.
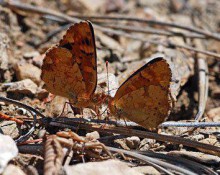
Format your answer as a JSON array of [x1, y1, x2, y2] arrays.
[[161, 121, 220, 128], [99, 23, 206, 39], [0, 112, 23, 125], [70, 14, 220, 41], [108, 147, 195, 175], [195, 58, 209, 120], [138, 151, 217, 175]]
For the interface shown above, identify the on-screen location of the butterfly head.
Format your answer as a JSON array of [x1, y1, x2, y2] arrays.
[[108, 99, 123, 117]]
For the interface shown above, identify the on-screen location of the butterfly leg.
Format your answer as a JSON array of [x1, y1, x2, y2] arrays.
[[58, 101, 69, 117], [122, 117, 128, 127], [43, 93, 55, 103], [70, 106, 82, 115], [94, 105, 101, 119]]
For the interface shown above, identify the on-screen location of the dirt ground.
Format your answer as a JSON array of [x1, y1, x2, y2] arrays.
[[0, 0, 220, 175]]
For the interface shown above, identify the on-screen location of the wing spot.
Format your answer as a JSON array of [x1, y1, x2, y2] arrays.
[[85, 38, 90, 46], [62, 43, 73, 50], [80, 49, 93, 56]]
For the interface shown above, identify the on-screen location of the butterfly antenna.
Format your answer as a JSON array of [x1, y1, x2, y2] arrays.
[[106, 61, 110, 96], [99, 107, 108, 116]]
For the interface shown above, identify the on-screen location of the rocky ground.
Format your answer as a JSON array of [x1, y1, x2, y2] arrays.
[[0, 0, 220, 175]]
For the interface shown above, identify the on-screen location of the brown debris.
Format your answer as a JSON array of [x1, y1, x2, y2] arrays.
[[44, 135, 64, 175]]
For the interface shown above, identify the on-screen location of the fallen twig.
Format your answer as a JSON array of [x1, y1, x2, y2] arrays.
[[100, 23, 206, 39], [0, 112, 24, 125], [160, 121, 220, 128], [195, 58, 209, 120], [138, 150, 217, 175], [69, 14, 220, 41], [48, 121, 220, 156], [43, 15, 206, 39], [109, 147, 194, 175]]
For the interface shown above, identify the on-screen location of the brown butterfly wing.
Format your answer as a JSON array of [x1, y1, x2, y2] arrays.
[[41, 21, 97, 106], [109, 57, 172, 130]]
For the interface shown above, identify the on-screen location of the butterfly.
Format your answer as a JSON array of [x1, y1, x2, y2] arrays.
[[41, 21, 172, 130], [41, 21, 100, 109]]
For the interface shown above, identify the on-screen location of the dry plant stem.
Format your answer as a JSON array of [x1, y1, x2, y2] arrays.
[[63, 149, 73, 166], [0, 112, 24, 124], [52, 116, 220, 128], [18, 144, 43, 154], [108, 147, 194, 175], [44, 135, 64, 175], [70, 14, 220, 41], [50, 122, 220, 156], [195, 58, 209, 120], [52, 117, 139, 127], [45, 17, 205, 39], [161, 121, 220, 127], [138, 151, 217, 175], [101, 23, 206, 39], [3, 1, 220, 60]]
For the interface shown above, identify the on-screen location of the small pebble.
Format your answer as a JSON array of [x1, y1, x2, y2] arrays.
[[126, 136, 140, 149], [86, 131, 100, 141]]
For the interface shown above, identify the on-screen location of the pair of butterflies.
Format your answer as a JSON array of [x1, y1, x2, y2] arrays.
[[41, 21, 172, 130]]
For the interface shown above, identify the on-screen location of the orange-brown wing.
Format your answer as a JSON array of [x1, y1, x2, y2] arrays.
[[41, 21, 97, 106], [109, 57, 172, 130]]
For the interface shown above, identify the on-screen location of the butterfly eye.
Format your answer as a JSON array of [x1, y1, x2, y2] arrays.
[[93, 97, 98, 103], [117, 108, 123, 114]]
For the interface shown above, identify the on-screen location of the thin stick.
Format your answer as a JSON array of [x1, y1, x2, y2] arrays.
[[44, 15, 205, 39], [3, 1, 220, 60], [101, 23, 206, 39], [106, 61, 110, 96], [50, 117, 139, 127], [70, 14, 220, 41], [0, 112, 24, 124], [51, 116, 220, 128], [47, 121, 220, 156], [138, 150, 217, 175], [195, 58, 209, 120], [108, 147, 196, 175], [160, 121, 220, 127]]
